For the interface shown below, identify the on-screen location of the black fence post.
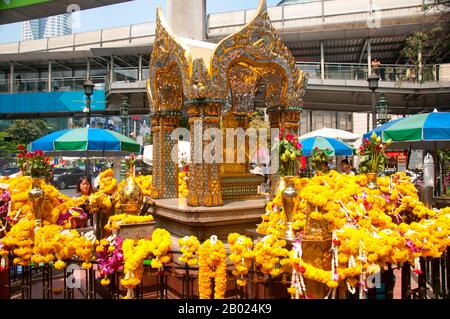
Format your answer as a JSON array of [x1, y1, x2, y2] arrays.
[[432, 258, 440, 299], [440, 253, 446, 299], [185, 264, 190, 299], [385, 264, 394, 299], [418, 257, 427, 299], [401, 262, 411, 299]]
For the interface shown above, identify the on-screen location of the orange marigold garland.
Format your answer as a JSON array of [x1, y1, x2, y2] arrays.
[[198, 235, 227, 299], [227, 233, 254, 287]]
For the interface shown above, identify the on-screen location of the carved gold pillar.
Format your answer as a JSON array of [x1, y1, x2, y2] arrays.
[[186, 100, 223, 207], [267, 106, 302, 133], [151, 110, 181, 199]]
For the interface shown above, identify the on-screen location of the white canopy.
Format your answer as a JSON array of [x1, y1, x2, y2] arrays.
[[143, 141, 190, 166], [299, 127, 359, 141]]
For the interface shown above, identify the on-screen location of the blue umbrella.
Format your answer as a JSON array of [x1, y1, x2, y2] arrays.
[[363, 118, 403, 140], [363, 112, 450, 149], [29, 127, 141, 157], [298, 136, 354, 156]]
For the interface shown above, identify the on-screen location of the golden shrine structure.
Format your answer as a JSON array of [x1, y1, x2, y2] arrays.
[[147, 0, 307, 240]]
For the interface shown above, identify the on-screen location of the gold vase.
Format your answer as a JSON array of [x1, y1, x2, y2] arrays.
[[281, 176, 298, 241], [366, 172, 379, 189], [120, 167, 144, 215], [29, 178, 45, 227]]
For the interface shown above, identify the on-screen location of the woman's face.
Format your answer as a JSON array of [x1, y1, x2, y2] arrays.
[[79, 179, 91, 195]]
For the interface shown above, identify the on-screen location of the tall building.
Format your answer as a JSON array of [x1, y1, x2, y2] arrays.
[[22, 13, 72, 41]]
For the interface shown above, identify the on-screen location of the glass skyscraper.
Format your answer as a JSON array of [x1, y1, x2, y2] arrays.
[[22, 13, 72, 41]]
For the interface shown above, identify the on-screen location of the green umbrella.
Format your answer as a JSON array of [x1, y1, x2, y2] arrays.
[[364, 112, 450, 149], [29, 127, 141, 157]]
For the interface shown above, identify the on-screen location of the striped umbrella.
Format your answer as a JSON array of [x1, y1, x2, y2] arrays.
[[29, 127, 141, 157], [298, 136, 354, 156], [363, 112, 450, 149]]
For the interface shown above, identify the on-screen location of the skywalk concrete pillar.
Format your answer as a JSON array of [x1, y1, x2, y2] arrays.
[[167, 0, 206, 40]]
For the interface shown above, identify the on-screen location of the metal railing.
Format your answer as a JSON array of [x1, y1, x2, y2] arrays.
[[0, 80, 9, 93], [0, 76, 105, 94], [0, 63, 443, 95], [52, 76, 105, 92], [4, 248, 450, 299], [112, 67, 149, 83], [297, 62, 442, 83]]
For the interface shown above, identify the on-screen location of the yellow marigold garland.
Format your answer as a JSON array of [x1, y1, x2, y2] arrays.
[[198, 236, 227, 299], [227, 233, 254, 287], [121, 238, 152, 289], [149, 228, 171, 269], [0, 219, 35, 265], [178, 236, 200, 267], [253, 235, 290, 278], [104, 214, 154, 233], [32, 224, 63, 264], [73, 233, 95, 269]]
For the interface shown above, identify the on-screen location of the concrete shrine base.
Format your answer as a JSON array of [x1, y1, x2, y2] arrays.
[[151, 198, 267, 241]]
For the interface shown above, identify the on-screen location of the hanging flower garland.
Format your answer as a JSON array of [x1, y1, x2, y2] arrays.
[[0, 219, 35, 266], [32, 224, 63, 264], [253, 235, 290, 278], [73, 231, 95, 269], [149, 228, 171, 270], [53, 229, 80, 270], [0, 189, 11, 238], [96, 235, 124, 285], [227, 233, 254, 287], [121, 238, 152, 290], [287, 239, 307, 299], [198, 236, 227, 299], [178, 235, 200, 267], [97, 169, 118, 195]]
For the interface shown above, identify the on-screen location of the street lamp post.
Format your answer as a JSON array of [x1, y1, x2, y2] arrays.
[[83, 79, 95, 127], [376, 93, 389, 126], [367, 72, 380, 129]]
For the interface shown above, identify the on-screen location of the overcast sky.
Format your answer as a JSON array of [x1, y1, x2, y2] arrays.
[[0, 0, 280, 44]]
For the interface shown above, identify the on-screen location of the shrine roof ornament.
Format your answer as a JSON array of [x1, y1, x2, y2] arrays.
[[148, 0, 306, 108]]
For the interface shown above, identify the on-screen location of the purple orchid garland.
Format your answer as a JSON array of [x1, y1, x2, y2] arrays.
[[96, 236, 124, 278]]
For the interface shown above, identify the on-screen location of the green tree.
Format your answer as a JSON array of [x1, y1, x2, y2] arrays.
[[401, 1, 450, 80], [6, 119, 55, 146], [0, 132, 18, 159]]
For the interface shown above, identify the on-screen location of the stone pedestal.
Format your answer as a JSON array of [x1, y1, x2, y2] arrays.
[[151, 198, 266, 241], [221, 174, 265, 201], [113, 221, 156, 240]]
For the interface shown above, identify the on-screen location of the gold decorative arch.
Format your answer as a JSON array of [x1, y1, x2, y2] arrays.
[[147, 7, 191, 112], [210, 0, 306, 108], [147, 0, 307, 205]]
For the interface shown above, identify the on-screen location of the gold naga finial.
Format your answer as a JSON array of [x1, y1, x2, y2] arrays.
[[154, 6, 191, 61]]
